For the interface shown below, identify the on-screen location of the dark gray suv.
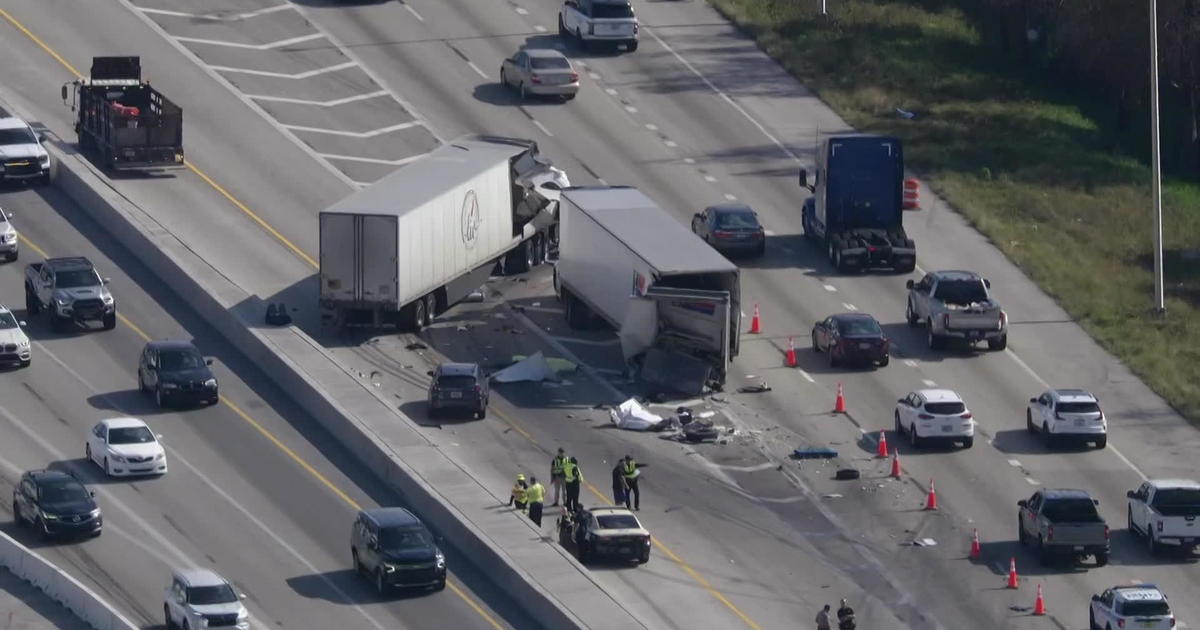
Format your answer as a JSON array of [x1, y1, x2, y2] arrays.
[[427, 362, 488, 419], [351, 508, 446, 594]]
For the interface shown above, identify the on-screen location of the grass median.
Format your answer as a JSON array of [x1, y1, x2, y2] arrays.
[[703, 0, 1200, 421]]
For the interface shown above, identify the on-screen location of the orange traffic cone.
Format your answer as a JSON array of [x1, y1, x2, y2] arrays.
[[749, 303, 761, 334], [924, 479, 938, 510], [969, 528, 982, 560], [785, 336, 797, 367], [1006, 557, 1019, 589], [890, 451, 902, 479], [833, 383, 846, 413], [1033, 583, 1046, 615], [876, 431, 889, 458]]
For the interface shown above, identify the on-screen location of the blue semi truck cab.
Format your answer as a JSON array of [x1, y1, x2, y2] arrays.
[[799, 135, 916, 273]]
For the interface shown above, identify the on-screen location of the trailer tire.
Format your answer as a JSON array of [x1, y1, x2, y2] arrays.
[[564, 292, 591, 330], [424, 294, 437, 323], [406, 299, 427, 331]]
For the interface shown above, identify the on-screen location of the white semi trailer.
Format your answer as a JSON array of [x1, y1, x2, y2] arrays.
[[319, 135, 567, 330], [553, 186, 741, 391]]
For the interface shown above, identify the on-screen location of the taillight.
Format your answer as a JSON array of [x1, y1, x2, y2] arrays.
[[918, 413, 934, 420], [1047, 526, 1054, 541], [531, 75, 542, 84], [1171, 617, 1177, 627], [1118, 619, 1125, 629], [999, 310, 1007, 329], [474, 385, 482, 394], [713, 230, 735, 238], [569, 72, 579, 82], [961, 412, 973, 419], [1104, 525, 1110, 540]]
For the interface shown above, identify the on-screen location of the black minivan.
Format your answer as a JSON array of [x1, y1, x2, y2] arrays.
[[427, 362, 488, 419], [350, 508, 446, 594]]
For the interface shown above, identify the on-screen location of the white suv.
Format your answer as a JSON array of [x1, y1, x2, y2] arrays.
[[0, 116, 50, 185], [894, 389, 974, 448], [559, 0, 639, 51], [0, 303, 31, 368], [1090, 584, 1175, 630], [164, 568, 249, 630], [1027, 388, 1107, 448]]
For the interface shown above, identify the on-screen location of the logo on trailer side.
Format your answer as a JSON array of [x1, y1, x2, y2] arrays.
[[461, 190, 481, 250]]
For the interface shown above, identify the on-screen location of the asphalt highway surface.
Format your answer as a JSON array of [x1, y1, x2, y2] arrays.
[[1, 0, 1198, 629]]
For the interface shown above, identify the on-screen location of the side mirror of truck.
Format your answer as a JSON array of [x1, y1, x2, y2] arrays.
[[905, 279, 915, 290], [1029, 398, 1037, 404], [984, 278, 992, 289], [1126, 490, 1137, 499], [60, 84, 68, 101], [205, 358, 213, 366], [798, 168, 810, 190], [1091, 594, 1100, 602], [1017, 500, 1027, 508], [1093, 499, 1100, 506], [102, 277, 112, 285]]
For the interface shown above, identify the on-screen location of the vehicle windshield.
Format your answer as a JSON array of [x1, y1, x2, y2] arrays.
[[39, 481, 89, 504], [1120, 600, 1171, 617], [715, 211, 759, 229], [379, 527, 433, 549], [924, 401, 965, 415], [108, 426, 155, 445], [1042, 497, 1103, 522], [837, 318, 881, 337], [932, 279, 989, 305], [591, 2, 634, 18], [0, 311, 19, 330], [1057, 402, 1100, 414], [55, 269, 101, 289], [596, 514, 640, 529], [187, 584, 237, 606], [1151, 488, 1200, 516], [160, 349, 204, 371], [530, 56, 571, 70], [437, 375, 477, 389], [0, 127, 37, 145]]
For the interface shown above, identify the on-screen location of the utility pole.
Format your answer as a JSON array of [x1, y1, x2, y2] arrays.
[[1150, 0, 1166, 314]]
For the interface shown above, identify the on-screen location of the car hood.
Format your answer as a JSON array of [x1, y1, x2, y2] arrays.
[[0, 327, 28, 346], [187, 601, 246, 618], [161, 366, 214, 384], [42, 498, 95, 515], [593, 527, 650, 538], [53, 286, 111, 302], [0, 143, 47, 161], [108, 442, 163, 459], [382, 545, 439, 563]]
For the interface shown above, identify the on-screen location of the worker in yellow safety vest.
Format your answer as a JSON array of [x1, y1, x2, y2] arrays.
[[525, 476, 546, 527], [621, 455, 644, 511], [549, 448, 568, 507], [562, 457, 583, 512], [507, 473, 528, 513]]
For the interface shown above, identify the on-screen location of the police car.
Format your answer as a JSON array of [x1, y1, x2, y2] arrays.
[[1090, 584, 1176, 630]]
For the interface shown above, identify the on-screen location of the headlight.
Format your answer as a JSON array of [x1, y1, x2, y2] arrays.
[[237, 610, 248, 621], [55, 297, 71, 307], [110, 454, 127, 463], [162, 382, 179, 390], [155, 452, 165, 460], [102, 295, 114, 304], [41, 511, 59, 520], [18, 339, 28, 348], [39, 155, 50, 167], [382, 563, 396, 573], [89, 508, 101, 518], [204, 378, 218, 388], [435, 553, 445, 568]]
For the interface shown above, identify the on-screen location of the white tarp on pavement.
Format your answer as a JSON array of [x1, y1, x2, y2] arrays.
[[609, 398, 666, 431], [491, 351, 560, 383]]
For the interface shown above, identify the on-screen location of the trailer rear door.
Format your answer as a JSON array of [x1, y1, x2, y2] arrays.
[[319, 213, 398, 305]]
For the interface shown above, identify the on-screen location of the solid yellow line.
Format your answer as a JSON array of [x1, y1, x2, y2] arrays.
[[492, 408, 764, 630]]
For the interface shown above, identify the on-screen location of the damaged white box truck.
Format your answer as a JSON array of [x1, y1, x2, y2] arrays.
[[319, 135, 568, 330], [553, 186, 741, 394]]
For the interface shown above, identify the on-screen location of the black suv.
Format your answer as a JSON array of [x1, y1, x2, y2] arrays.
[[138, 340, 218, 408], [351, 508, 446, 594], [427, 362, 488, 419], [12, 469, 102, 539]]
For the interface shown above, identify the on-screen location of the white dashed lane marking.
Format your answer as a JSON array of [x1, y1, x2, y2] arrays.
[[208, 61, 357, 79], [922, 379, 937, 387], [723, 193, 736, 201], [903, 359, 918, 368], [664, 140, 677, 148], [822, 284, 837, 292], [1007, 459, 1021, 467], [466, 61, 489, 79], [645, 123, 658, 131], [841, 303, 857, 311], [704, 175, 717, 183], [531, 119, 553, 137]]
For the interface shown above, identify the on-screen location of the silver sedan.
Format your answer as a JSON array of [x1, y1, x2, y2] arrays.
[[500, 49, 579, 100]]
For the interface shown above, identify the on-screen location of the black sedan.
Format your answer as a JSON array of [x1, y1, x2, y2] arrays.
[[690, 204, 766, 257], [811, 313, 890, 368]]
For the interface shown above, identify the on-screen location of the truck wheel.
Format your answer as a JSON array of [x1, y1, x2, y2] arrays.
[[558, 14, 568, 37], [25, 293, 39, 315], [1042, 423, 1055, 448], [905, 299, 919, 327], [1026, 410, 1037, 433], [1094, 435, 1107, 449], [987, 334, 1007, 351], [500, 68, 508, 88], [1017, 517, 1027, 545], [564, 293, 591, 330], [1037, 536, 1051, 566], [102, 312, 116, 330], [962, 436, 974, 448], [412, 298, 428, 331], [7, 250, 17, 261], [50, 313, 68, 333], [627, 41, 639, 52], [1095, 551, 1109, 567], [894, 412, 903, 436], [909, 424, 921, 448], [519, 82, 528, 100], [424, 294, 437, 323], [926, 322, 943, 350], [1147, 529, 1160, 555]]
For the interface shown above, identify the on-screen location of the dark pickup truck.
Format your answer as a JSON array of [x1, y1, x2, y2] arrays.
[[1018, 488, 1110, 566]]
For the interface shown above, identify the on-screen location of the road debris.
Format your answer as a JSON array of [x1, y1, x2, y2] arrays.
[[738, 381, 772, 394], [405, 342, 428, 351], [491, 352, 560, 383], [793, 447, 839, 459], [610, 398, 667, 431]]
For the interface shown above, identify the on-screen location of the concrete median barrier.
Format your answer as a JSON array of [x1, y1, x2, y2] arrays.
[[32, 110, 650, 630]]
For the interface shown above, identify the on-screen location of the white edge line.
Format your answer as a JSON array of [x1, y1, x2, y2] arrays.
[[174, 32, 324, 50], [466, 61, 489, 80], [532, 119, 553, 137], [402, 3, 425, 21], [138, 4, 294, 20], [797, 369, 816, 383], [208, 61, 358, 79], [282, 121, 420, 138], [113, 0, 361, 189], [318, 152, 427, 166]]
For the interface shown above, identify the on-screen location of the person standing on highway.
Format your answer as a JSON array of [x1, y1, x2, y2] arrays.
[[562, 456, 583, 512], [507, 473, 528, 513], [550, 448, 568, 507], [525, 476, 546, 527], [611, 462, 628, 506], [621, 455, 644, 511], [815, 603, 832, 630]]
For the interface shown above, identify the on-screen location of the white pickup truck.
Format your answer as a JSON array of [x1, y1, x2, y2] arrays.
[[905, 269, 1007, 351], [559, 0, 638, 51], [1127, 479, 1200, 555]]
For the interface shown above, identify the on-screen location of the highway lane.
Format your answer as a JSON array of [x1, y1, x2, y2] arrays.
[[4, 0, 1200, 629], [0, 184, 537, 630]]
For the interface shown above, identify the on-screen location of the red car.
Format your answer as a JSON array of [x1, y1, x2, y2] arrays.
[[812, 313, 890, 368]]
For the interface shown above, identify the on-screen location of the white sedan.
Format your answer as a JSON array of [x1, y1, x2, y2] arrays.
[[86, 417, 167, 477], [894, 388, 975, 448]]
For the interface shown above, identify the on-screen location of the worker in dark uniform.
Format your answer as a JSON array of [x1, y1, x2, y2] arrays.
[[507, 473, 528, 513], [611, 462, 628, 507], [621, 455, 644, 511], [550, 448, 567, 507], [525, 476, 546, 527], [562, 457, 583, 512]]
